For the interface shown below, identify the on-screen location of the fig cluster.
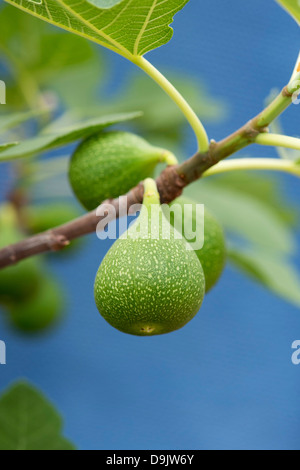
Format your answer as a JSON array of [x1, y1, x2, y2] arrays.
[[69, 131, 226, 336]]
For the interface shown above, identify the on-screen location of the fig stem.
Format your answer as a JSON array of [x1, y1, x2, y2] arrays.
[[255, 133, 300, 151], [162, 151, 178, 166], [143, 179, 160, 207], [203, 158, 300, 178], [134, 56, 210, 153]]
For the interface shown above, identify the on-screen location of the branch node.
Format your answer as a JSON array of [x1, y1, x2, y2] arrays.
[[244, 120, 268, 141], [49, 233, 70, 252], [282, 86, 293, 98], [157, 166, 185, 203]]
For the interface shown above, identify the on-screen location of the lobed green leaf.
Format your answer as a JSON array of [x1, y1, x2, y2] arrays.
[[0, 381, 75, 450], [0, 5, 104, 111], [5, 0, 189, 58]]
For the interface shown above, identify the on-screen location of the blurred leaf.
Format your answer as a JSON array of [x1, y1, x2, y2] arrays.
[[0, 112, 141, 161], [0, 142, 18, 152], [24, 202, 82, 234], [0, 5, 103, 110], [5, 0, 189, 57], [0, 381, 75, 450], [109, 73, 225, 128], [186, 172, 298, 255], [0, 109, 51, 133], [228, 248, 300, 307], [187, 170, 300, 306], [0, 5, 224, 151], [275, 0, 300, 25], [202, 170, 297, 224], [21, 202, 83, 254], [86, 73, 227, 147], [49, 60, 104, 111]]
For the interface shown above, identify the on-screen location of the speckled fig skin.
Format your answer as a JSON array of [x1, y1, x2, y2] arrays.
[[69, 131, 175, 211], [94, 179, 205, 336], [169, 196, 226, 292]]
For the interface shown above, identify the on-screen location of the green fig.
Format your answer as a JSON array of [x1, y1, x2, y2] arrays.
[[23, 203, 81, 234], [9, 275, 64, 333], [0, 204, 41, 303], [168, 196, 226, 292], [94, 179, 205, 336], [69, 131, 177, 210], [22, 202, 82, 255]]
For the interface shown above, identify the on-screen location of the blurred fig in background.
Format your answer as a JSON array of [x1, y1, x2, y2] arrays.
[[0, 203, 41, 302], [22, 202, 82, 234], [22, 202, 83, 255], [8, 275, 64, 334]]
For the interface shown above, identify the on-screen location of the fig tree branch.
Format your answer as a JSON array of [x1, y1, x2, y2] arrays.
[[0, 166, 184, 268], [0, 74, 300, 269], [178, 74, 300, 183]]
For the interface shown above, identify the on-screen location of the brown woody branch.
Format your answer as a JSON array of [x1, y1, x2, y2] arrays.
[[0, 80, 298, 269], [0, 166, 185, 268]]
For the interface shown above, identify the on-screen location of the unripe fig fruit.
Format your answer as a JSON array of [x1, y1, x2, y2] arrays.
[[168, 196, 226, 292], [22, 202, 82, 255], [9, 276, 64, 333], [0, 204, 41, 302], [23, 203, 81, 234], [69, 131, 177, 210], [94, 179, 205, 336]]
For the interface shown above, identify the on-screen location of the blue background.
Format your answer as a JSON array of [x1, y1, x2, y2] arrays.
[[1, 0, 300, 450]]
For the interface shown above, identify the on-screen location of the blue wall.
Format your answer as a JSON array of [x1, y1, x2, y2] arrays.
[[1, 0, 300, 450]]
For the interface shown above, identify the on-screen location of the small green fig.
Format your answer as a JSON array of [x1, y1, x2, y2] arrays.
[[169, 196, 226, 292], [94, 179, 205, 336], [9, 275, 64, 333], [23, 203, 81, 234], [0, 204, 41, 303], [69, 131, 177, 210], [22, 202, 82, 255]]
